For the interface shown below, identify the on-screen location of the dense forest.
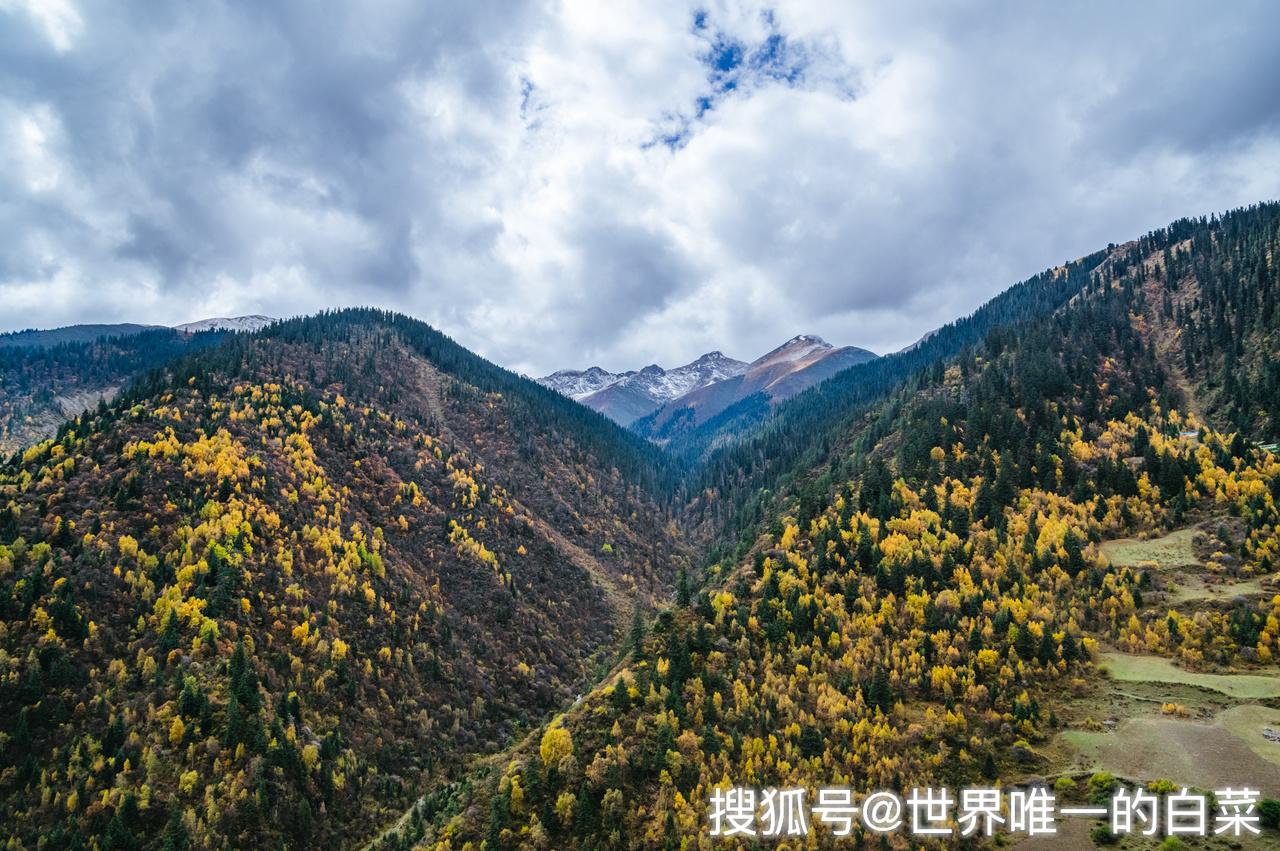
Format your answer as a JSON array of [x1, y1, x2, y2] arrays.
[[684, 204, 1280, 562], [0, 317, 688, 848], [0, 329, 229, 457], [397, 204, 1280, 848], [1, 204, 1279, 849]]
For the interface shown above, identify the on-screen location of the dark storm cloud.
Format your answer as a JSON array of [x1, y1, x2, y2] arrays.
[[1, 0, 1279, 374]]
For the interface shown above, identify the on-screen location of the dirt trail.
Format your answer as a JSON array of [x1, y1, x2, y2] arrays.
[[410, 358, 456, 442], [1140, 269, 1209, 424]]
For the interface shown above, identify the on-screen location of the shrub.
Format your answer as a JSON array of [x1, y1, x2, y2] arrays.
[[1259, 798, 1280, 828], [1089, 824, 1118, 845]]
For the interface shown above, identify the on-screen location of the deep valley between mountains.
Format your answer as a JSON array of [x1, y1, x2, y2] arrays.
[[2, 205, 1280, 849]]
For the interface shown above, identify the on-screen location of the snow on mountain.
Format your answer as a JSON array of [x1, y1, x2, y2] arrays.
[[538, 366, 631, 400], [175, 315, 277, 333], [633, 334, 879, 440], [538, 351, 748, 425], [749, 334, 834, 371], [625, 352, 748, 402]]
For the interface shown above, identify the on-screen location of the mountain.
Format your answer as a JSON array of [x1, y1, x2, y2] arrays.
[[174, 315, 278, 334], [538, 351, 748, 426], [537, 366, 625, 401], [0, 316, 277, 350], [5, 205, 1280, 851], [0, 323, 163, 349], [0, 328, 232, 457], [633, 334, 877, 444], [382, 204, 1280, 849], [687, 206, 1280, 546], [0, 309, 688, 850], [0, 318, 280, 457], [541, 337, 878, 432]]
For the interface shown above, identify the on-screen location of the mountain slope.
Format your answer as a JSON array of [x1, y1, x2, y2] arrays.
[[686, 206, 1280, 552], [0, 324, 164, 349], [678, 248, 1118, 541], [0, 318, 285, 456], [409, 203, 1280, 850], [633, 335, 877, 444], [0, 329, 232, 457], [0, 309, 689, 850], [539, 353, 748, 426]]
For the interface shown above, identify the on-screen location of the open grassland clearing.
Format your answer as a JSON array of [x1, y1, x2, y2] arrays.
[[1104, 520, 1278, 609], [1162, 572, 1271, 605], [1015, 820, 1280, 849], [1103, 527, 1202, 570], [1060, 714, 1280, 796], [1100, 652, 1280, 699], [1048, 651, 1280, 805]]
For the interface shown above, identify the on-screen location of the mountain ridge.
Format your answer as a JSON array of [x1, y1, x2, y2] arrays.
[[540, 336, 880, 429], [632, 333, 878, 443], [538, 350, 749, 426], [0, 315, 279, 349], [0, 308, 689, 849], [3, 205, 1280, 851]]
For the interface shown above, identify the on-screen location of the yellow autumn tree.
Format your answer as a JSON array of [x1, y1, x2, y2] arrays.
[[539, 724, 573, 768], [169, 716, 185, 747]]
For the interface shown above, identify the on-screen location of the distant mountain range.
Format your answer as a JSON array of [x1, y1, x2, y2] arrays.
[[0, 316, 277, 454], [539, 351, 749, 425], [539, 334, 877, 430], [0, 314, 277, 348], [0, 323, 163, 348]]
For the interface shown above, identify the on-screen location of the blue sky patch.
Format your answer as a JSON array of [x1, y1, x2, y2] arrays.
[[646, 10, 816, 150]]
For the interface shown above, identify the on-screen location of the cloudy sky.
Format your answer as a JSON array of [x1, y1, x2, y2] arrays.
[[2, 1, 1279, 375]]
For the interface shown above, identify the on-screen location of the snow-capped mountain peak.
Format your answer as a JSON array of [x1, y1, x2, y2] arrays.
[[752, 334, 833, 369], [538, 366, 631, 400], [537, 350, 749, 423], [637, 351, 749, 401], [540, 336, 879, 428], [175, 315, 277, 333]]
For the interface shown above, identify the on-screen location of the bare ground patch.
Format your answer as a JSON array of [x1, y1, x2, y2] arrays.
[[1060, 714, 1280, 797]]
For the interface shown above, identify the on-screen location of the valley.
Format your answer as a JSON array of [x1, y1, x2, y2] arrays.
[[1, 206, 1280, 849]]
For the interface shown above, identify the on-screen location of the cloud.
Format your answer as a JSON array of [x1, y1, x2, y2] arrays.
[[1, 0, 1278, 374], [0, 0, 82, 53]]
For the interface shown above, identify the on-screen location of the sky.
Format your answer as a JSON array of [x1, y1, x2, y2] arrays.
[[2, 1, 1279, 376]]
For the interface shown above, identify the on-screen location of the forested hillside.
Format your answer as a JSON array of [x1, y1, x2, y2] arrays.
[[684, 204, 1280, 557], [2, 206, 1279, 851], [408, 204, 1280, 849], [0, 329, 228, 457], [1160, 209, 1280, 436], [0, 311, 688, 849]]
